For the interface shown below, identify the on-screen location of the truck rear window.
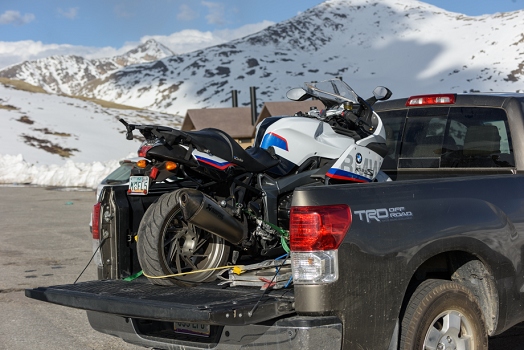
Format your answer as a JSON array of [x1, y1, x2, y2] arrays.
[[380, 107, 515, 169]]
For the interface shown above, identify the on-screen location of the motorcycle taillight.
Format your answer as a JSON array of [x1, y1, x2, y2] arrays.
[[138, 145, 153, 157]]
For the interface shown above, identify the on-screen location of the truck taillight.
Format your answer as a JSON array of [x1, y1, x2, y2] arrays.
[[92, 203, 101, 240], [406, 94, 456, 106], [290, 205, 351, 284]]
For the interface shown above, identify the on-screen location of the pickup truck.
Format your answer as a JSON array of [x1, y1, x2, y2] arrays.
[[26, 92, 524, 350]]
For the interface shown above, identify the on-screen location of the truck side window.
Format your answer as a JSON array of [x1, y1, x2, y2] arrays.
[[441, 107, 514, 168]]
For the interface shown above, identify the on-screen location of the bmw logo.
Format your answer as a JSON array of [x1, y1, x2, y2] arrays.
[[356, 153, 363, 164]]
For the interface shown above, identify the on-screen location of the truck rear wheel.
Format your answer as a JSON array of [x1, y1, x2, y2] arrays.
[[400, 279, 488, 350], [137, 191, 231, 287]]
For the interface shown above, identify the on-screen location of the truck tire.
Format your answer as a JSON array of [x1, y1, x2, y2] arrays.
[[400, 279, 488, 350], [137, 190, 231, 287]]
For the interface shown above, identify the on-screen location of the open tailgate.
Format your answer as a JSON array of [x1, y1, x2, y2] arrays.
[[25, 278, 295, 325]]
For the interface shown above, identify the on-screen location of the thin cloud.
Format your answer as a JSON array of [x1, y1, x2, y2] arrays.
[[0, 20, 274, 69], [140, 20, 273, 54], [177, 4, 198, 21], [0, 40, 120, 69], [57, 7, 79, 20], [0, 10, 35, 25], [114, 4, 134, 18], [202, 1, 227, 26]]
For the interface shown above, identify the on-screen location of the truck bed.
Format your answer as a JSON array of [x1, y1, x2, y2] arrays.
[[25, 278, 295, 325]]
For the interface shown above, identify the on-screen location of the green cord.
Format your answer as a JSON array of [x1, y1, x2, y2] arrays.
[[244, 208, 290, 253], [123, 270, 143, 281]]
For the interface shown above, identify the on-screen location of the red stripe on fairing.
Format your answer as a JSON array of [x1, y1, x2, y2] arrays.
[[326, 171, 369, 183], [196, 156, 235, 170]]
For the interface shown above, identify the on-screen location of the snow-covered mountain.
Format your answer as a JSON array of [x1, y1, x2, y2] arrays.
[[2, 0, 523, 116], [0, 39, 174, 96]]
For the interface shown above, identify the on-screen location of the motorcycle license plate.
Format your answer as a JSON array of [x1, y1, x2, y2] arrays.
[[128, 176, 149, 195], [174, 322, 210, 336]]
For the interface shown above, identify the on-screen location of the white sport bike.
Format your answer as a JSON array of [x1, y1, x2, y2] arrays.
[[121, 78, 392, 286]]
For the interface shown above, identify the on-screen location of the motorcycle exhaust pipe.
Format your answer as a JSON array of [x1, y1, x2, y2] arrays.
[[178, 188, 246, 245]]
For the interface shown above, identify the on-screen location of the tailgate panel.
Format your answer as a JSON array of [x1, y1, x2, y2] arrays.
[[26, 279, 295, 325]]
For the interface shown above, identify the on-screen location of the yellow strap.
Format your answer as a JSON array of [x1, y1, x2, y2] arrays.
[[143, 265, 245, 279]]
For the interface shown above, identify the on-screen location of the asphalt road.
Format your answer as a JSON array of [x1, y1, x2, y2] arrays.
[[0, 186, 523, 350], [0, 186, 142, 350]]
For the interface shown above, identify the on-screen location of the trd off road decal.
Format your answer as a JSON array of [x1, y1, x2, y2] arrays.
[[327, 144, 382, 182], [354, 207, 413, 223]]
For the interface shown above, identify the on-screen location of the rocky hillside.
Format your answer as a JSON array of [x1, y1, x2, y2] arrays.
[[0, 39, 174, 95]]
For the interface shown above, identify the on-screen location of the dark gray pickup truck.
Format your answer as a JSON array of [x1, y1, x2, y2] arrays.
[[27, 92, 524, 349]]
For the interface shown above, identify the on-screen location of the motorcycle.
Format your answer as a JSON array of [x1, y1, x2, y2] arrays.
[[120, 78, 392, 286]]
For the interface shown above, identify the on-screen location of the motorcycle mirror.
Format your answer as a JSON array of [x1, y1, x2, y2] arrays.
[[286, 87, 308, 101], [119, 118, 135, 140], [373, 86, 393, 101]]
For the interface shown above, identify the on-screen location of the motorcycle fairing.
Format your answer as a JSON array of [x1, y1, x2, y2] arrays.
[[194, 152, 236, 170], [327, 144, 383, 183], [259, 117, 354, 167], [254, 116, 289, 146], [260, 132, 288, 151]]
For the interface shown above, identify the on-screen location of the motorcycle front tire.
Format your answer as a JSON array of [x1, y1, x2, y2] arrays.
[[137, 190, 231, 287]]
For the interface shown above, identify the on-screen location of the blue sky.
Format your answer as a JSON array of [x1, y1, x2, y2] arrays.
[[0, 0, 523, 68], [1, 0, 523, 46]]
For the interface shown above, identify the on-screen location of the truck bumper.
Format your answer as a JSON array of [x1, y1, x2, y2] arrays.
[[87, 311, 343, 350]]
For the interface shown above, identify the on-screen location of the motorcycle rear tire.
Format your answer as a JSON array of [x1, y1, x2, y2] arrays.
[[137, 190, 231, 287]]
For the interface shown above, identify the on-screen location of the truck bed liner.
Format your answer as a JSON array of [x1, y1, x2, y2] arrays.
[[26, 278, 295, 325]]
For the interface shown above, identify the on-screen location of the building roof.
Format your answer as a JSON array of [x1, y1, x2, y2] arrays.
[[182, 100, 326, 139], [254, 100, 325, 125], [182, 107, 254, 139]]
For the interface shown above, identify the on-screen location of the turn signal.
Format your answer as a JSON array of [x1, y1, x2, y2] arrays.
[[136, 159, 147, 168], [165, 161, 177, 171]]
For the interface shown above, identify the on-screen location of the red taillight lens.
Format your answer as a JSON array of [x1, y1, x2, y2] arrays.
[[149, 166, 159, 179], [406, 94, 456, 106], [138, 145, 153, 157], [92, 203, 101, 240], [290, 205, 351, 252]]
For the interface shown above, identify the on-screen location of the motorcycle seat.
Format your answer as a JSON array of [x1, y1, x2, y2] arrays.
[[186, 128, 280, 172]]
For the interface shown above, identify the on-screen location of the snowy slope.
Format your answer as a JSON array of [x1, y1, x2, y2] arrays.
[[0, 81, 182, 187]]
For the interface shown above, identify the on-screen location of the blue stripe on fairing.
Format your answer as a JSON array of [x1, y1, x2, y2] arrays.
[[260, 132, 288, 151]]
